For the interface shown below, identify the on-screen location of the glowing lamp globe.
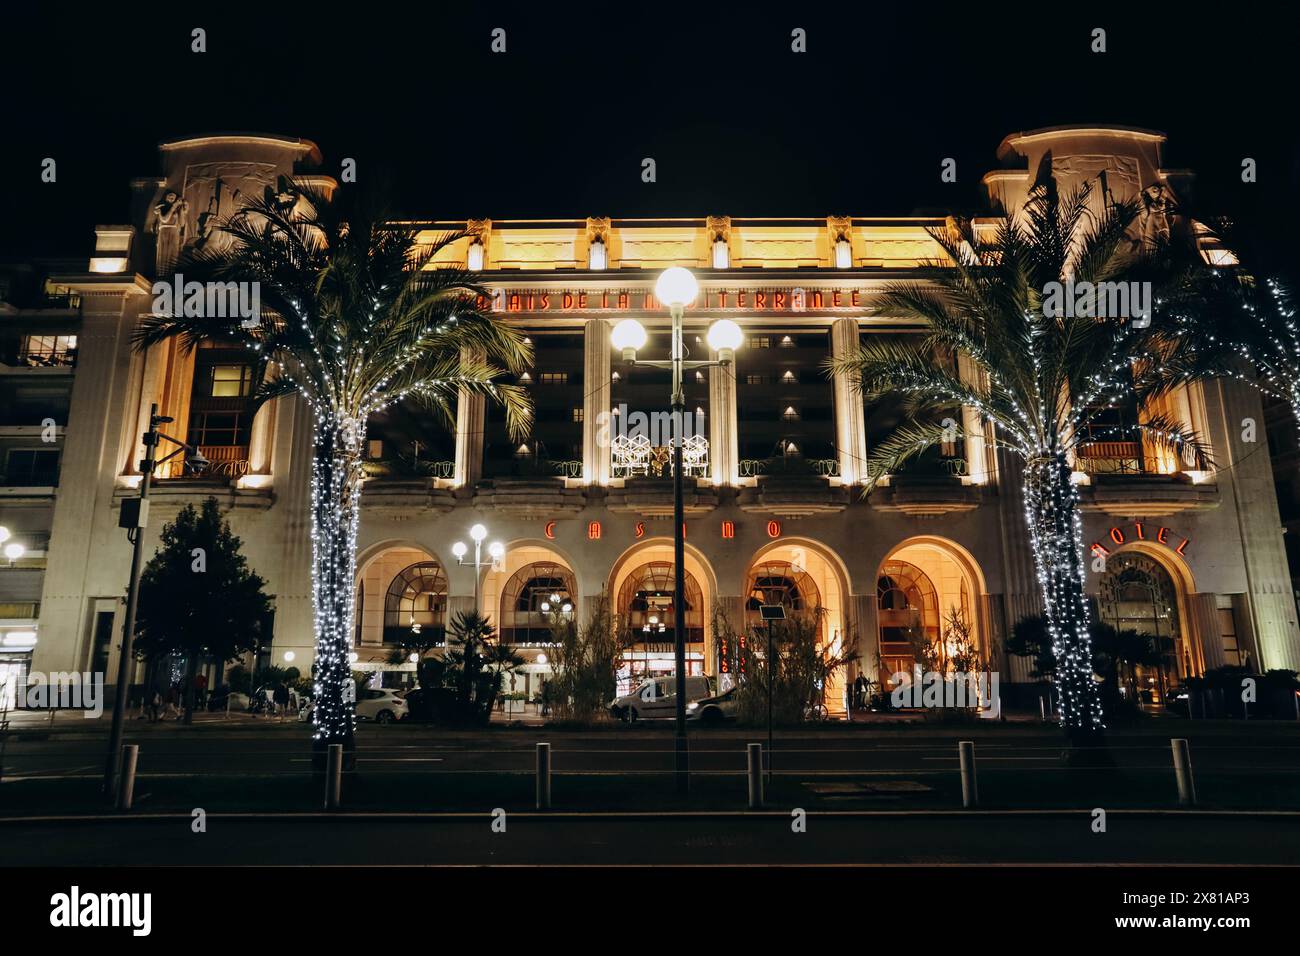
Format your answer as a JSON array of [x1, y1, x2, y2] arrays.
[[0, 526, 10, 544], [706, 319, 743, 361], [655, 266, 698, 308], [611, 318, 647, 361], [4, 542, 24, 562], [283, 651, 296, 663], [488, 541, 505, 559], [469, 523, 488, 543], [451, 541, 468, 559]]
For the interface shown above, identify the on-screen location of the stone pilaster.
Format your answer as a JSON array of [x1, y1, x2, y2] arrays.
[[1188, 592, 1226, 672], [957, 351, 994, 484], [582, 318, 611, 485], [830, 318, 868, 485], [1204, 376, 1300, 671], [453, 347, 486, 489], [708, 356, 739, 487]]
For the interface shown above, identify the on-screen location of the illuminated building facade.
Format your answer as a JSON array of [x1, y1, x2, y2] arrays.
[[2, 125, 1298, 714]]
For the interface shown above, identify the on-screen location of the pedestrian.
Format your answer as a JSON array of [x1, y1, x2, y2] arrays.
[[163, 684, 180, 720], [273, 682, 290, 722], [148, 689, 162, 723], [195, 672, 208, 710], [854, 673, 870, 712]]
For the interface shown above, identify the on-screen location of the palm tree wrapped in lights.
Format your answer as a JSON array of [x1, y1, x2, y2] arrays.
[[831, 170, 1216, 742], [135, 185, 531, 752]]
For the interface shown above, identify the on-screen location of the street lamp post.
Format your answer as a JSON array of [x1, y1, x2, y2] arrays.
[[610, 267, 743, 794], [452, 523, 505, 615], [102, 403, 210, 797]]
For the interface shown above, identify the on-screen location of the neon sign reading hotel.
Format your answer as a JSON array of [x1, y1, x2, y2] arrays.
[[477, 287, 867, 315]]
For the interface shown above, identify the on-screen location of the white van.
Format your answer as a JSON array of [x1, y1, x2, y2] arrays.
[[610, 675, 713, 722]]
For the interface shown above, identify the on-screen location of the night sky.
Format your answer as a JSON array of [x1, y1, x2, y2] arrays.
[[2, 3, 1296, 279]]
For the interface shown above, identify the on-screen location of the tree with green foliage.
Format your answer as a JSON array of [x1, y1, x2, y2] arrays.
[[545, 596, 631, 722], [135, 497, 272, 723]]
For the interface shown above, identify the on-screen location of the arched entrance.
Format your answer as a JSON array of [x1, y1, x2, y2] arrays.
[[1097, 550, 1187, 708], [741, 539, 851, 716], [876, 537, 986, 687], [608, 539, 717, 696], [482, 542, 581, 702], [354, 544, 446, 652]]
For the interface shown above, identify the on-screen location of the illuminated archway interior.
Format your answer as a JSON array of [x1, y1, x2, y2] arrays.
[[355, 546, 442, 651], [877, 541, 980, 685], [609, 543, 714, 695], [743, 542, 847, 716], [1097, 550, 1187, 705]]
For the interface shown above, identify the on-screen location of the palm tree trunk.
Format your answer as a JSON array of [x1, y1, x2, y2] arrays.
[[1023, 452, 1106, 740], [308, 415, 364, 752]]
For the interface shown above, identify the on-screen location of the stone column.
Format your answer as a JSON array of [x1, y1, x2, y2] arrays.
[[708, 357, 739, 487], [453, 347, 486, 489], [715, 595, 745, 682], [582, 318, 612, 485], [957, 351, 994, 484], [1188, 592, 1226, 673], [830, 318, 868, 485], [844, 593, 878, 682], [245, 364, 279, 479]]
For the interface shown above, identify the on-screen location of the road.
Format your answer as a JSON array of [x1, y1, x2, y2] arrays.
[[3, 721, 1299, 778], [2, 810, 1297, 865]]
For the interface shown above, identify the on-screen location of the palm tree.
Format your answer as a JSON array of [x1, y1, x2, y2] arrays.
[[134, 184, 531, 751], [830, 168, 1215, 741]]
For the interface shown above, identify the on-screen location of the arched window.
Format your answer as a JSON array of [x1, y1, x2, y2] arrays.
[[499, 561, 577, 646], [876, 561, 940, 676], [744, 560, 822, 634], [384, 562, 448, 645], [618, 561, 704, 644]]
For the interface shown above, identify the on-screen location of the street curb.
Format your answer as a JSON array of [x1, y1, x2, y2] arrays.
[[4, 808, 1300, 824]]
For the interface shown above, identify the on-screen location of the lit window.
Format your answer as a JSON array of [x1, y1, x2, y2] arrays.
[[467, 240, 485, 271], [750, 336, 771, 349], [835, 238, 853, 269], [572, 407, 584, 422], [210, 365, 252, 397], [712, 238, 729, 269], [589, 239, 607, 270], [18, 334, 78, 366], [540, 372, 569, 385], [745, 374, 767, 386]]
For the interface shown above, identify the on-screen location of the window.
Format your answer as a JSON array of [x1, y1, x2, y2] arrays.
[[18, 334, 77, 367], [384, 562, 448, 644], [745, 374, 768, 386], [571, 408, 584, 423], [188, 412, 248, 447], [540, 372, 569, 385], [781, 370, 797, 384], [778, 335, 795, 348], [5, 449, 59, 485], [207, 364, 253, 398], [782, 406, 800, 421], [750, 336, 771, 349]]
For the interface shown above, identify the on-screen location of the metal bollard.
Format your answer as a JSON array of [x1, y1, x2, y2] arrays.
[[958, 740, 978, 808], [1171, 738, 1196, 807], [1038, 695, 1047, 721], [324, 743, 343, 811], [115, 744, 138, 810], [536, 742, 551, 810], [747, 743, 764, 809]]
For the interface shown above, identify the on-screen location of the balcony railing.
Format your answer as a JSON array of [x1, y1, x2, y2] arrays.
[[157, 445, 250, 479], [1075, 441, 1160, 476], [739, 457, 840, 478], [362, 458, 455, 479]]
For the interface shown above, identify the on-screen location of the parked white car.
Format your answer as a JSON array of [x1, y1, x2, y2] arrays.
[[610, 676, 712, 722], [299, 687, 408, 724]]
